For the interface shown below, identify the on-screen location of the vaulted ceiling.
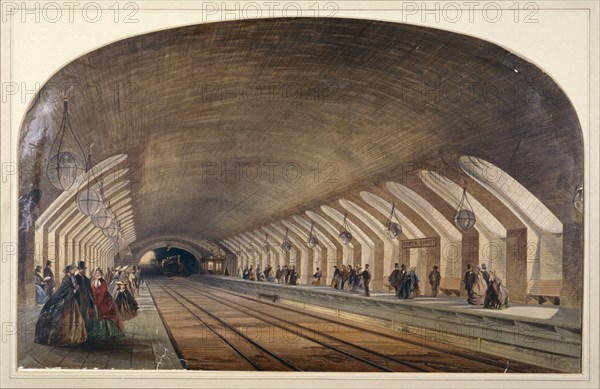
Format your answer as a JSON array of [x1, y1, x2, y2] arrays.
[[19, 18, 583, 250]]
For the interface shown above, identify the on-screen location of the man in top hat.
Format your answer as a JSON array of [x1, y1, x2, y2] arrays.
[[43, 259, 55, 297], [463, 264, 476, 303], [75, 260, 95, 325]]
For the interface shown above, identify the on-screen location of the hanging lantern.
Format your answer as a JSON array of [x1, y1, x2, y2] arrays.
[[77, 186, 102, 216], [76, 143, 104, 216], [281, 229, 292, 252], [384, 202, 403, 239], [45, 97, 86, 191], [102, 223, 118, 238], [46, 152, 85, 191], [307, 221, 319, 248], [262, 234, 270, 253], [573, 186, 583, 214], [91, 207, 113, 229], [338, 213, 352, 245], [454, 187, 476, 231]]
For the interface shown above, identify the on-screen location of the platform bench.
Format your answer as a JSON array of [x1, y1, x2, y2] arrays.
[[527, 279, 561, 305], [439, 277, 462, 296]]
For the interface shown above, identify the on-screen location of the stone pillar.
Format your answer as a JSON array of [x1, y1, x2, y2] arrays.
[[460, 232, 479, 297], [18, 226, 36, 308], [560, 222, 583, 308], [423, 238, 440, 296], [506, 228, 528, 303]]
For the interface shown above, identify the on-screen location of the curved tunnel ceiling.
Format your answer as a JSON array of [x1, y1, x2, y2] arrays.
[[19, 18, 583, 247]]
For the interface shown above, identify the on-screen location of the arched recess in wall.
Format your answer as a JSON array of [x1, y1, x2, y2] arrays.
[[458, 156, 564, 284]]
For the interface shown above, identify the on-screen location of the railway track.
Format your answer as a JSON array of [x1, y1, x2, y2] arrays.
[[147, 278, 555, 373]]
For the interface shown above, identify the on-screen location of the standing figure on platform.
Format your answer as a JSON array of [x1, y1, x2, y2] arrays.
[[35, 264, 87, 346], [108, 266, 122, 296], [311, 267, 322, 286], [481, 263, 490, 284], [428, 266, 441, 297], [484, 271, 510, 310], [397, 264, 412, 299], [463, 264, 476, 303], [105, 267, 114, 285], [256, 265, 264, 282], [335, 265, 344, 290], [345, 265, 355, 291], [114, 281, 139, 321], [409, 266, 420, 298], [289, 266, 298, 285], [243, 266, 250, 280], [249, 266, 256, 281], [358, 264, 371, 297], [275, 266, 283, 284], [341, 265, 348, 290], [135, 266, 144, 286], [331, 266, 340, 288], [128, 267, 139, 297], [284, 265, 290, 284], [34, 266, 49, 305], [468, 265, 488, 305], [87, 268, 124, 340], [389, 263, 400, 294], [75, 261, 95, 326], [43, 260, 55, 297], [265, 265, 274, 282], [355, 265, 364, 293]]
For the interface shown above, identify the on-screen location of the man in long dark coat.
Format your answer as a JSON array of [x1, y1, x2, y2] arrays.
[[428, 265, 441, 297], [358, 264, 371, 297], [463, 264, 476, 303], [43, 260, 55, 297], [389, 263, 400, 294], [75, 260, 95, 325]]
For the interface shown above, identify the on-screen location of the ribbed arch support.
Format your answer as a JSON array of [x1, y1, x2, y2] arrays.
[[320, 205, 374, 265], [459, 156, 563, 281], [419, 170, 508, 279], [387, 181, 462, 278], [359, 191, 425, 239]]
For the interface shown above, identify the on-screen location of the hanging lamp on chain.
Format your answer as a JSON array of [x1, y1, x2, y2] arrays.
[[338, 213, 352, 245], [91, 204, 114, 229], [76, 142, 103, 216], [384, 202, 403, 239], [262, 233, 270, 253], [454, 187, 476, 231], [281, 228, 292, 252], [307, 221, 319, 248], [46, 95, 86, 191]]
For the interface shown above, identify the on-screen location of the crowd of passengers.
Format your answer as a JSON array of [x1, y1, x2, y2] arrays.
[[241, 261, 509, 310]]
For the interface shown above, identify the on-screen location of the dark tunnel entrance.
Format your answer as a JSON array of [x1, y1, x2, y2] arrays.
[[139, 247, 200, 276]]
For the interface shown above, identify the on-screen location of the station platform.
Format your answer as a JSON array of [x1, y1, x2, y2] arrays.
[[17, 283, 183, 370], [191, 275, 582, 373]]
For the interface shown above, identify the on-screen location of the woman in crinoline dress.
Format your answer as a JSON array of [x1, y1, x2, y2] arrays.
[[108, 265, 123, 297], [34, 265, 49, 305], [87, 268, 124, 341], [484, 271, 510, 310], [114, 281, 139, 321], [468, 265, 488, 306], [34, 264, 87, 346]]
